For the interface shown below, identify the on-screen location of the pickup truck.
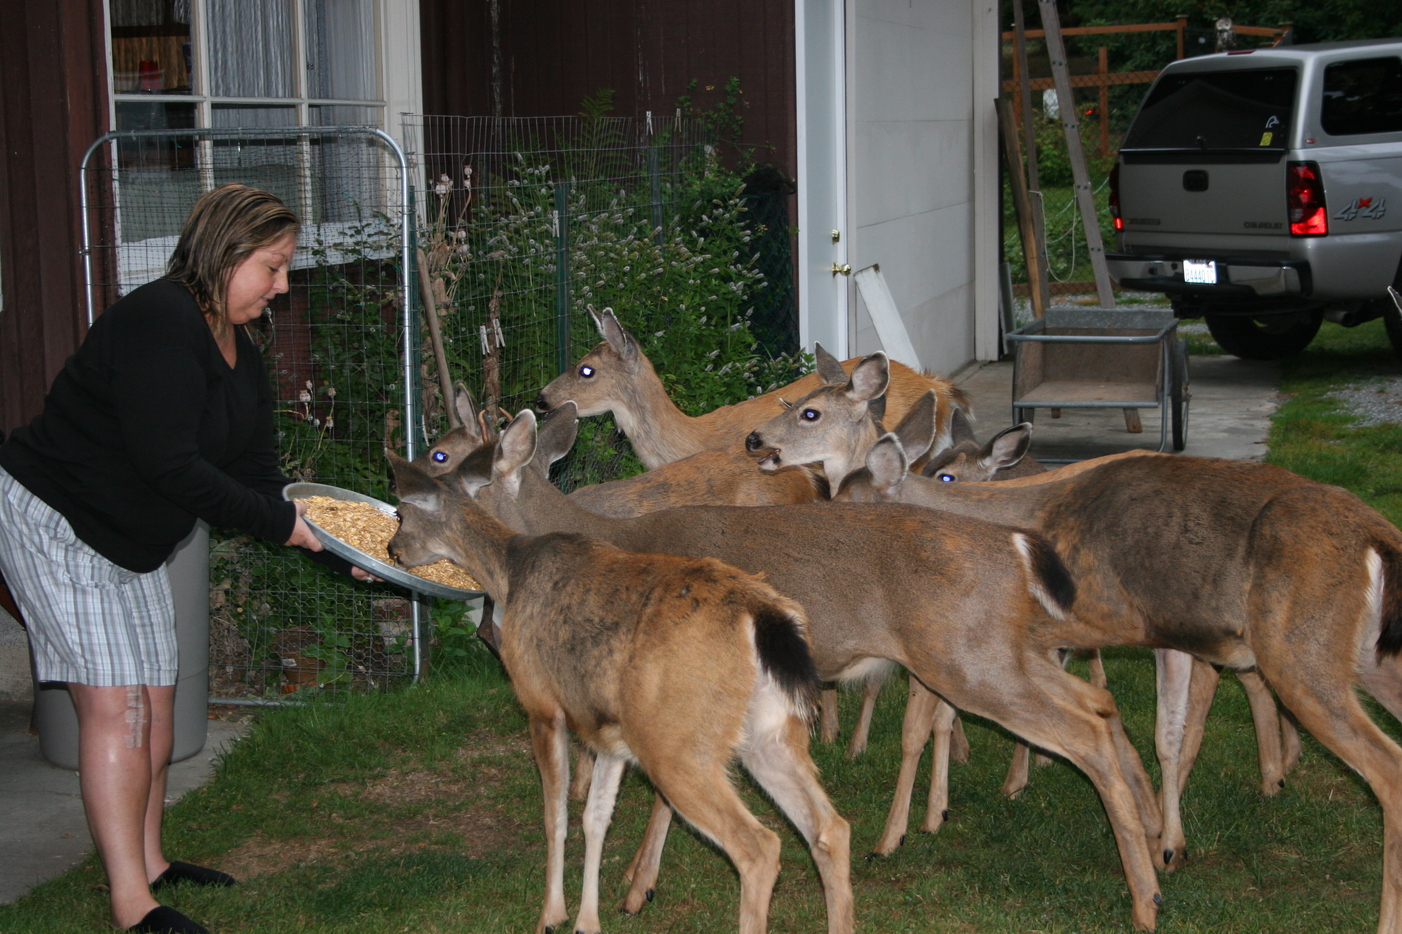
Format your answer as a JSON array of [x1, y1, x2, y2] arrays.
[[1107, 39, 1402, 359]]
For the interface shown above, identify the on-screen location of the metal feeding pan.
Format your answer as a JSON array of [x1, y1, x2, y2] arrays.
[[282, 481, 483, 601]]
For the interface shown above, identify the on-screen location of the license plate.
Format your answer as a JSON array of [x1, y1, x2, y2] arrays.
[[1183, 259, 1217, 285]]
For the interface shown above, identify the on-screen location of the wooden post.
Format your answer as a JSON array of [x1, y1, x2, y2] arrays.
[[997, 98, 1047, 320], [1176, 15, 1187, 60], [1038, 0, 1116, 308], [1098, 46, 1110, 157], [1013, 0, 1051, 316]]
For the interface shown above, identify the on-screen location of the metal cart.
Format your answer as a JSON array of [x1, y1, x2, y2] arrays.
[[1006, 308, 1189, 459]]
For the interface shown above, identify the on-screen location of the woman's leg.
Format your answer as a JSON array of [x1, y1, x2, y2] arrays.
[[69, 682, 175, 930]]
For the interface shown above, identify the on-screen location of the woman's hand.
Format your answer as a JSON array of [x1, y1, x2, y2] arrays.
[[285, 502, 322, 551], [350, 566, 382, 582]]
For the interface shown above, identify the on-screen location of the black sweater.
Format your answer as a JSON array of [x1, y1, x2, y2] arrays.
[[2, 278, 308, 573]]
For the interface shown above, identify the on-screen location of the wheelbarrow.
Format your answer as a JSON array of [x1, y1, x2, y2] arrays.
[[1006, 307, 1189, 460]]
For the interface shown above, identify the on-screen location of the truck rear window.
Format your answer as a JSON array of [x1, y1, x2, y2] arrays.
[[1123, 68, 1297, 151], [1322, 57, 1402, 136]]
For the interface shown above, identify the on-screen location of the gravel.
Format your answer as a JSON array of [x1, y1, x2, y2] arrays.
[[1327, 377, 1402, 426]]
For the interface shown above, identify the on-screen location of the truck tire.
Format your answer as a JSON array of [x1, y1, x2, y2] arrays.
[[1205, 310, 1322, 360]]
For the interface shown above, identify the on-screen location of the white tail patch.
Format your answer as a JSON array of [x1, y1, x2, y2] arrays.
[[1357, 548, 1386, 670], [1013, 532, 1072, 622]]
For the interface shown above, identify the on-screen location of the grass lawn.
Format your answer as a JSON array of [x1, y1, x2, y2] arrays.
[[4, 320, 1401, 933]]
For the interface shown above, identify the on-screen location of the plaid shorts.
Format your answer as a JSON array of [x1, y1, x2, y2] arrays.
[[0, 466, 177, 687]]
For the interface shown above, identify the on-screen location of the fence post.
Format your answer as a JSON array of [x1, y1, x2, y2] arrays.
[[648, 144, 664, 248], [555, 181, 571, 375]]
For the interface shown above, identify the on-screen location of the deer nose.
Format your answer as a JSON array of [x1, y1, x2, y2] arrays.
[[534, 392, 550, 412], [745, 430, 764, 452]]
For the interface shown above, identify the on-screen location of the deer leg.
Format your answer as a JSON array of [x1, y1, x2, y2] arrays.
[[1002, 740, 1032, 799], [528, 711, 571, 934], [845, 673, 885, 758], [571, 743, 595, 801], [1281, 708, 1303, 774], [621, 793, 672, 914], [1273, 655, 1402, 934], [819, 686, 841, 743], [961, 658, 1161, 933], [871, 681, 943, 856], [950, 712, 970, 763], [575, 753, 627, 934], [647, 761, 783, 934], [1237, 668, 1287, 795], [740, 706, 854, 934], [1154, 647, 1200, 872], [918, 699, 959, 834]]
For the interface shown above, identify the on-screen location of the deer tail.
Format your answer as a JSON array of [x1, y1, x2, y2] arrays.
[[752, 601, 822, 724], [1373, 538, 1402, 657], [1012, 531, 1078, 621]]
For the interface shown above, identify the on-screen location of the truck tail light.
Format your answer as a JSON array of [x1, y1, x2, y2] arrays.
[[1288, 161, 1328, 236], [1110, 163, 1122, 231]]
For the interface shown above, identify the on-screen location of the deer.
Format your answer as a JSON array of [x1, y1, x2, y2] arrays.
[[424, 385, 827, 803], [386, 450, 852, 934], [422, 398, 1167, 932], [746, 358, 1402, 934], [533, 305, 969, 470]]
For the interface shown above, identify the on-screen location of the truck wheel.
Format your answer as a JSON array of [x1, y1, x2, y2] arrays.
[[1205, 310, 1322, 360]]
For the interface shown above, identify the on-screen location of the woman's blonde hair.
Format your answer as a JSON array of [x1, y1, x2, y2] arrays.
[[167, 183, 299, 335]]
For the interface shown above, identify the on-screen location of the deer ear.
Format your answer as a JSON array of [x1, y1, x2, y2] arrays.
[[594, 306, 636, 361], [845, 352, 890, 404], [891, 390, 937, 462], [814, 343, 847, 385], [865, 433, 909, 498], [949, 408, 976, 445], [388, 451, 440, 507], [979, 423, 1033, 475], [495, 410, 539, 480], [453, 382, 484, 446], [534, 402, 579, 471]]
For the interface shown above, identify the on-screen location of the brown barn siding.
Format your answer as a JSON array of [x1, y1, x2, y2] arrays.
[[0, 0, 110, 436], [420, 0, 796, 176]]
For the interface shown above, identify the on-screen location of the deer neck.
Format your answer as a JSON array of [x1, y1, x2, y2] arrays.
[[612, 359, 713, 469], [917, 479, 1053, 528], [440, 499, 516, 601], [504, 468, 626, 543]]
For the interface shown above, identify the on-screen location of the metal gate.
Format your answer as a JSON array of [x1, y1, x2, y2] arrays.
[[80, 126, 433, 701]]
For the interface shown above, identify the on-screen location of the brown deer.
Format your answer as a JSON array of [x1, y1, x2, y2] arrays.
[[386, 448, 853, 934], [533, 306, 968, 470], [748, 363, 1402, 934], [428, 403, 1167, 932]]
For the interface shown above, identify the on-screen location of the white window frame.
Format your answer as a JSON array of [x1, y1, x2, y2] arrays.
[[100, 0, 421, 292]]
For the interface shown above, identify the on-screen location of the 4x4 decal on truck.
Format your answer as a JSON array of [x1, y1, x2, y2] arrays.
[[1334, 197, 1387, 221]]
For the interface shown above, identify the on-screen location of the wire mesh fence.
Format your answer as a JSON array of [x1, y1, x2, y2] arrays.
[[81, 126, 425, 701], [79, 117, 800, 699], [401, 114, 801, 490]]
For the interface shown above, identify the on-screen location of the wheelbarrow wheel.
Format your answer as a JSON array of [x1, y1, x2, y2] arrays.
[[1171, 337, 1190, 451]]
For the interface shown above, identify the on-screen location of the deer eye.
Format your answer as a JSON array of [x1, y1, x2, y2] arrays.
[[801, 408, 820, 422], [431, 451, 448, 463], [938, 473, 956, 482], [579, 364, 595, 378]]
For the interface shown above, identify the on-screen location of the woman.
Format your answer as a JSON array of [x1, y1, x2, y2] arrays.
[[0, 184, 370, 934]]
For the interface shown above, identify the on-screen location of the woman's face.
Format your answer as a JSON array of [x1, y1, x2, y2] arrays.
[[223, 233, 296, 326]]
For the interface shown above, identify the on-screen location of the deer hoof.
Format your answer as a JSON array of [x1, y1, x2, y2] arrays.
[[1162, 848, 1175, 867]]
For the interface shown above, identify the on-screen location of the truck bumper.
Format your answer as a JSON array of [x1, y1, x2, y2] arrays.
[[1106, 253, 1308, 298]]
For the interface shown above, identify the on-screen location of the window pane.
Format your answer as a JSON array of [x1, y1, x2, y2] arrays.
[[112, 103, 199, 244], [306, 0, 377, 101], [1322, 57, 1402, 137], [206, 0, 295, 98], [209, 107, 303, 211], [310, 109, 385, 223], [109, 0, 193, 94], [1124, 68, 1297, 151]]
